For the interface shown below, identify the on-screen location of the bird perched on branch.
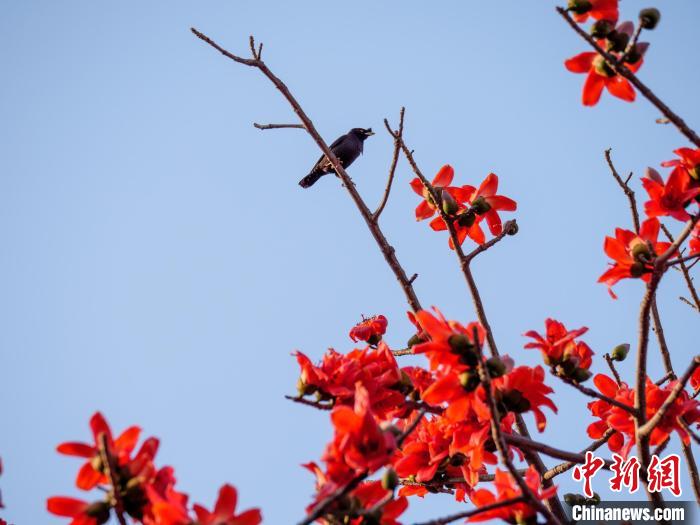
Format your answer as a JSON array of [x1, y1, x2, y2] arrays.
[[299, 128, 375, 188]]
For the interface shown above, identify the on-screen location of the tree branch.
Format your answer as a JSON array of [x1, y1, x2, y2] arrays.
[[253, 122, 304, 130], [557, 8, 700, 148], [97, 433, 127, 525], [374, 108, 405, 221], [409, 496, 526, 525], [191, 29, 423, 313]]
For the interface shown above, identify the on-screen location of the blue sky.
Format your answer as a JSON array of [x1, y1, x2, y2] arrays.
[[1, 1, 699, 523]]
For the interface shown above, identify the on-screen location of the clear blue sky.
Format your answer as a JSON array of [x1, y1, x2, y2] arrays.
[[1, 1, 699, 523]]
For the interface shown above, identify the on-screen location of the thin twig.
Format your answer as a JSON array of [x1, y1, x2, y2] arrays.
[[557, 7, 700, 148], [651, 300, 676, 380], [558, 376, 638, 416], [285, 395, 333, 410], [191, 29, 423, 313], [253, 122, 304, 130], [473, 331, 562, 525], [504, 433, 612, 469], [605, 149, 640, 232], [604, 353, 623, 386], [543, 429, 615, 481], [662, 224, 700, 312], [97, 433, 127, 525], [410, 496, 526, 525], [374, 108, 405, 221]]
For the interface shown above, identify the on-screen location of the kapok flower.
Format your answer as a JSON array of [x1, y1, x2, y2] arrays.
[[349, 315, 388, 346], [690, 223, 700, 256], [143, 466, 191, 525], [524, 319, 593, 381], [322, 383, 397, 484], [662, 147, 700, 185], [294, 344, 406, 421], [411, 308, 485, 372], [351, 481, 408, 525], [428, 173, 516, 249], [460, 173, 517, 237], [192, 485, 262, 525], [469, 466, 557, 523], [495, 366, 558, 433], [410, 165, 470, 222], [56, 412, 142, 490], [598, 218, 673, 298], [642, 167, 700, 222], [569, 0, 619, 24], [588, 374, 700, 458], [47, 497, 109, 525], [564, 31, 644, 107]]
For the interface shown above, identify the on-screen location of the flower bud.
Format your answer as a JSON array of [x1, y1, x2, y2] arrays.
[[564, 493, 587, 506], [502, 389, 531, 414], [611, 343, 630, 361], [471, 196, 491, 215], [486, 357, 507, 378], [639, 8, 661, 30], [567, 0, 592, 15], [505, 221, 519, 236], [449, 334, 473, 354], [441, 190, 458, 215], [624, 48, 642, 65], [456, 210, 476, 228], [450, 453, 467, 467], [86, 502, 111, 524], [630, 261, 646, 278], [606, 31, 630, 53], [382, 468, 399, 490], [572, 368, 592, 383], [590, 19, 614, 38]]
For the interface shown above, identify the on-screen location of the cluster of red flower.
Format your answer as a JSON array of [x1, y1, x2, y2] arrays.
[[598, 146, 700, 298], [46, 413, 261, 525], [588, 374, 700, 458], [411, 166, 517, 249], [524, 319, 594, 382], [293, 310, 558, 524], [564, 0, 649, 105]]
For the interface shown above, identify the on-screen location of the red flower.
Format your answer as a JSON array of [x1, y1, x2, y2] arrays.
[[496, 366, 558, 433], [690, 223, 700, 256], [56, 412, 145, 490], [193, 485, 262, 525], [598, 218, 673, 298], [349, 315, 388, 346], [588, 374, 700, 458], [351, 481, 408, 525], [143, 467, 191, 525], [571, 0, 619, 24], [460, 173, 517, 237], [410, 165, 470, 222], [662, 147, 700, 184], [319, 384, 397, 486], [294, 344, 406, 421], [564, 41, 643, 106], [428, 173, 516, 248], [47, 497, 107, 525], [469, 466, 557, 523], [411, 308, 485, 372], [642, 167, 700, 221], [524, 319, 589, 367]]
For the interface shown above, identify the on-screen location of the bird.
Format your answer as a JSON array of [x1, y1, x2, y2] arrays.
[[299, 127, 375, 188]]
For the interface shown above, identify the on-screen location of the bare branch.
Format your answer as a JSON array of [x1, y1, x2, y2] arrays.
[[604, 353, 623, 386], [97, 433, 127, 525], [605, 149, 640, 233], [285, 395, 333, 410], [374, 108, 405, 221], [253, 122, 305, 130]]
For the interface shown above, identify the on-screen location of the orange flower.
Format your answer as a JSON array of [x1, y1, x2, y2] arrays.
[[409, 165, 471, 222], [598, 218, 673, 298], [642, 167, 700, 222]]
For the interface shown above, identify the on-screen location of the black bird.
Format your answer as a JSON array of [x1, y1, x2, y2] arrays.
[[299, 127, 375, 188]]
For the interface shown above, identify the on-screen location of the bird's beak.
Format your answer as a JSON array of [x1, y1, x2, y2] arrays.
[[365, 129, 375, 136]]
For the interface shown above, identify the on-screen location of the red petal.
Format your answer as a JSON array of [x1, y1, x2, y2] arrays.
[[214, 484, 238, 517], [47, 497, 88, 517], [606, 76, 636, 102], [56, 442, 95, 458], [582, 72, 605, 106], [433, 165, 454, 187]]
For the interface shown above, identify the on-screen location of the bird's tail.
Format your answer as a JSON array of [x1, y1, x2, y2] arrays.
[[299, 171, 325, 188]]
